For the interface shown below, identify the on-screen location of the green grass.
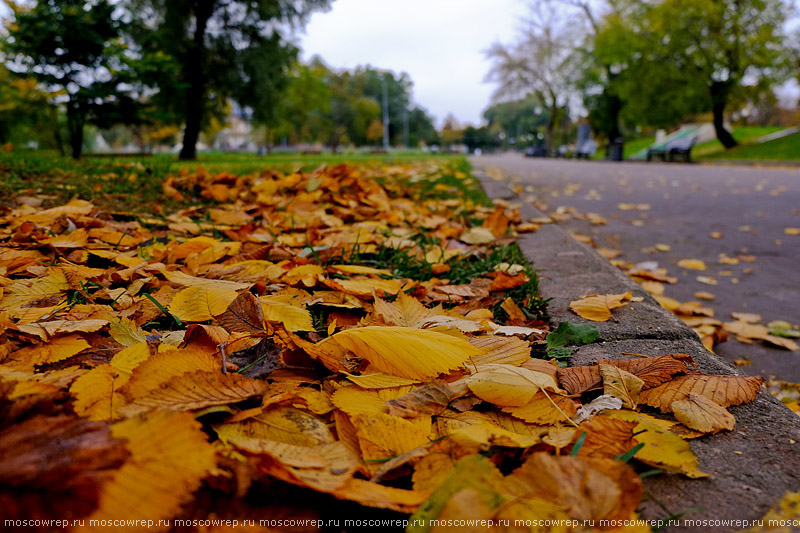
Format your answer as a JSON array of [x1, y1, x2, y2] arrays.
[[0, 149, 460, 212], [692, 125, 783, 159], [700, 131, 800, 161]]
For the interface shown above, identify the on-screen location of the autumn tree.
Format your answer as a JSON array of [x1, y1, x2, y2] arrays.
[[4, 0, 141, 159], [131, 0, 330, 160], [485, 3, 581, 152], [0, 64, 52, 147]]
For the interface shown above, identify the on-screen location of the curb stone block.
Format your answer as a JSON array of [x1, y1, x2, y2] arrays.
[[475, 169, 800, 532]]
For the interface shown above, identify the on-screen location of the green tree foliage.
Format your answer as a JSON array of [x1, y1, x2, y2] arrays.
[[596, 0, 790, 148], [261, 58, 438, 152], [4, 0, 140, 158], [483, 96, 548, 149], [0, 64, 52, 147], [462, 126, 501, 154], [133, 0, 331, 160]]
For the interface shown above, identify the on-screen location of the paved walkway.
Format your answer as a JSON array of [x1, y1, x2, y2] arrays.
[[475, 166, 800, 532], [472, 154, 800, 381]]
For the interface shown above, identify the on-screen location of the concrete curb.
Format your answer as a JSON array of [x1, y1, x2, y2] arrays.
[[476, 170, 800, 531]]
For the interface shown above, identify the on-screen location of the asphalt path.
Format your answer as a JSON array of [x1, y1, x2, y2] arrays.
[[472, 153, 800, 382]]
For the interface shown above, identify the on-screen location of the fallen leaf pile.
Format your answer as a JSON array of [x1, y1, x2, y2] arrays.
[[0, 162, 767, 530]]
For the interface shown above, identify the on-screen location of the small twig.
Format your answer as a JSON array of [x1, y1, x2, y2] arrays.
[[220, 341, 228, 375]]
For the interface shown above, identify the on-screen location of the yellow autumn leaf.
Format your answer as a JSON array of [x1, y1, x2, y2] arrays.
[[672, 393, 735, 433], [466, 335, 532, 367], [321, 277, 414, 299], [3, 334, 89, 370], [329, 264, 392, 276], [351, 412, 431, 471], [460, 227, 496, 244], [168, 285, 239, 322], [468, 364, 560, 407], [89, 412, 216, 526], [677, 259, 707, 270], [108, 317, 148, 347], [569, 291, 632, 322], [16, 318, 108, 339], [503, 390, 579, 425], [600, 363, 645, 409], [121, 346, 221, 401], [70, 364, 129, 421], [373, 293, 435, 327], [332, 385, 413, 416], [326, 326, 483, 379], [122, 370, 268, 414], [216, 407, 334, 447], [0, 268, 68, 311], [603, 412, 708, 478], [345, 372, 420, 389], [260, 296, 314, 332]]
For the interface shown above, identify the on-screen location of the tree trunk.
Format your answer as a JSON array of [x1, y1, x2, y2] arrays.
[[66, 101, 84, 160], [710, 81, 737, 149], [179, 1, 214, 161], [49, 106, 65, 157]]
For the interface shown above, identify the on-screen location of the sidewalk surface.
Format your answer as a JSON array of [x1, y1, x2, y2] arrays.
[[475, 168, 800, 531]]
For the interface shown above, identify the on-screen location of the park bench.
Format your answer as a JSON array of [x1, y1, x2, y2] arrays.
[[646, 134, 698, 162]]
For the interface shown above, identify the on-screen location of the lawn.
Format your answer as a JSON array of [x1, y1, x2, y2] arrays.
[[0, 150, 462, 213], [691, 125, 784, 159], [700, 130, 800, 161]]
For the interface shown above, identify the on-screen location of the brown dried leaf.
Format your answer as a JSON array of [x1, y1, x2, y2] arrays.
[[639, 373, 764, 413]]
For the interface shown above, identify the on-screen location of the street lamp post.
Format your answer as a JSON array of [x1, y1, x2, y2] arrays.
[[381, 74, 390, 151]]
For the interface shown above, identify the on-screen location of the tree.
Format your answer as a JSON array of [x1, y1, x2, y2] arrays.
[[0, 64, 52, 147], [599, 0, 790, 148], [133, 0, 330, 160], [4, 0, 140, 158], [483, 96, 549, 149], [485, 3, 581, 152]]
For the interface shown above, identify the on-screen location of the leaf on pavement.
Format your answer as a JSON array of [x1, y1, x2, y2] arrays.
[[639, 374, 764, 412], [672, 393, 735, 434], [326, 326, 483, 379], [569, 291, 632, 322], [677, 259, 707, 270], [604, 411, 708, 478], [600, 364, 644, 409]]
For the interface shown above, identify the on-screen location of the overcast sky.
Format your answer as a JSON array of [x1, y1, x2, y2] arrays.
[[298, 0, 531, 127]]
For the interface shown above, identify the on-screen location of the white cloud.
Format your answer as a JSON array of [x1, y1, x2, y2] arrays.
[[298, 0, 529, 126]]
